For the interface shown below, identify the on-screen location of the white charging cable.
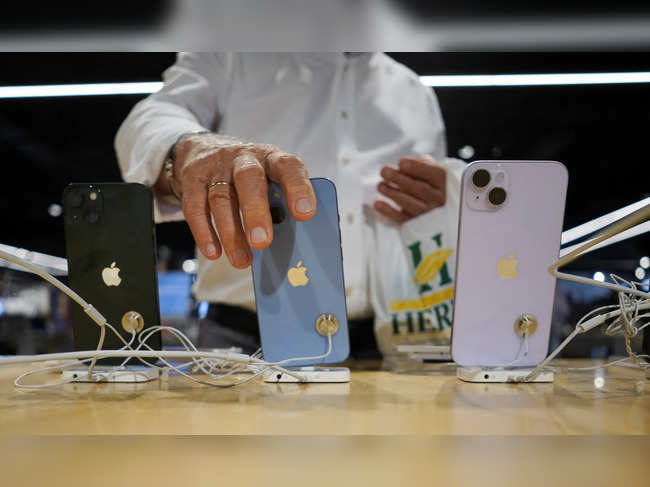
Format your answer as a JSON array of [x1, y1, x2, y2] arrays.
[[523, 204, 650, 381], [0, 248, 335, 388], [504, 333, 529, 367], [13, 329, 137, 389]]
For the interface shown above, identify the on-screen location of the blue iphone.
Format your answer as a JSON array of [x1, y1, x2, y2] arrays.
[[251, 178, 350, 365]]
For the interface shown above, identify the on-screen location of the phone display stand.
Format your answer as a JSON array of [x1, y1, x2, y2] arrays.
[[395, 345, 452, 361], [62, 365, 159, 383], [383, 345, 454, 374], [263, 366, 350, 383], [456, 366, 554, 383]]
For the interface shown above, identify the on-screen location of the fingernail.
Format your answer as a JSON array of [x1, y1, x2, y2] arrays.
[[251, 227, 268, 244], [295, 198, 313, 214], [205, 243, 217, 257], [233, 249, 249, 266]]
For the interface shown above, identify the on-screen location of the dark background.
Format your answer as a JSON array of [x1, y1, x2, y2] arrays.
[[3, 2, 650, 30], [1, 53, 648, 269]]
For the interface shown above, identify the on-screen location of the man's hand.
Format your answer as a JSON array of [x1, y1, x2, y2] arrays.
[[374, 156, 446, 223], [161, 133, 316, 269]]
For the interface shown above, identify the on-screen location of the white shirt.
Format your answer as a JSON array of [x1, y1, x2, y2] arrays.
[[115, 52, 446, 319]]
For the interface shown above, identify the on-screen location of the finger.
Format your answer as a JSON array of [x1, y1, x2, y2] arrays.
[[182, 180, 222, 260], [377, 182, 430, 216], [265, 151, 316, 221], [373, 200, 410, 223], [232, 152, 273, 250], [399, 157, 446, 191], [380, 166, 444, 206], [207, 182, 251, 268]]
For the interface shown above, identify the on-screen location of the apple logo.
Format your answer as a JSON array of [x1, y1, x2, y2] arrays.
[[287, 260, 309, 287], [497, 254, 518, 279], [102, 261, 122, 287]]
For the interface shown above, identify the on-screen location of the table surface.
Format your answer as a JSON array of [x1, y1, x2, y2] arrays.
[[1, 359, 649, 435]]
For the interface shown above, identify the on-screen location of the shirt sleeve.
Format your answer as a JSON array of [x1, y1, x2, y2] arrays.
[[114, 52, 233, 222], [426, 87, 447, 161]]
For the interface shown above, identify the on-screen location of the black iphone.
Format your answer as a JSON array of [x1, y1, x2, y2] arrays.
[[63, 182, 161, 365]]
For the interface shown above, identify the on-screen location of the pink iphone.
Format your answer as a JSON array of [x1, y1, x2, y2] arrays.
[[450, 161, 568, 367]]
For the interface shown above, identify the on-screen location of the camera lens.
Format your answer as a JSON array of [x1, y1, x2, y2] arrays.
[[488, 187, 507, 206], [84, 210, 99, 223], [270, 205, 286, 224], [67, 191, 83, 208], [472, 169, 491, 188]]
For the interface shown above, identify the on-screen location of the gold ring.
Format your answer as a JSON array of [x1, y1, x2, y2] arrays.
[[208, 181, 230, 190]]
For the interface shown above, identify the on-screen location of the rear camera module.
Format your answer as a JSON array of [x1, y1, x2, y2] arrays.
[[471, 169, 491, 189], [488, 187, 507, 206]]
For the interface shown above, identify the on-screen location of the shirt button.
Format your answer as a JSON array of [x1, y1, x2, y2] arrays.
[[346, 213, 354, 224], [341, 111, 348, 120], [345, 286, 352, 297], [342, 157, 351, 165]]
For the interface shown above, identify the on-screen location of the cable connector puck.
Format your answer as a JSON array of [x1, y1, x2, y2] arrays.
[[515, 314, 538, 337], [315, 314, 339, 336]]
